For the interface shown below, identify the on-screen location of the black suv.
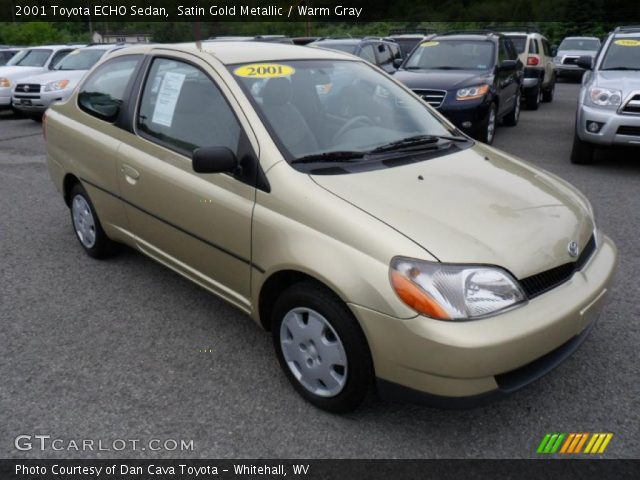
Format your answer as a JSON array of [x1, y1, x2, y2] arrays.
[[393, 31, 524, 143], [309, 37, 403, 74]]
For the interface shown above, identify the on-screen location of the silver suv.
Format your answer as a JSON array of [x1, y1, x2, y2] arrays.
[[572, 26, 640, 164], [554, 36, 601, 79]]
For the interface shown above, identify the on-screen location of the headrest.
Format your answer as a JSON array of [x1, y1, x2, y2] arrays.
[[261, 77, 293, 106]]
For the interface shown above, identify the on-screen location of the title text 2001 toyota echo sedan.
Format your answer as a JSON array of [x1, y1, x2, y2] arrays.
[[44, 42, 617, 412]]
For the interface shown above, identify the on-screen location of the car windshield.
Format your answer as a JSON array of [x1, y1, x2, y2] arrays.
[[231, 59, 455, 162], [7, 49, 52, 67], [508, 35, 527, 54], [404, 40, 494, 70], [55, 49, 107, 70], [600, 38, 640, 70], [0, 50, 17, 66], [559, 38, 600, 51], [311, 43, 357, 54]]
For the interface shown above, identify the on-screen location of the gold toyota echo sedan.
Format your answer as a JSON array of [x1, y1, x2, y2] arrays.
[[45, 42, 617, 412]]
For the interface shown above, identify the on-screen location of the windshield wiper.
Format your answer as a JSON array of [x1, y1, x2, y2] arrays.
[[290, 151, 366, 165], [601, 66, 640, 71], [370, 134, 468, 154]]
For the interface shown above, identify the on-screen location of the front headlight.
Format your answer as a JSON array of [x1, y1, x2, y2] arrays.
[[587, 87, 622, 108], [390, 257, 526, 320], [456, 84, 489, 101], [43, 79, 70, 92], [0, 78, 10, 88]]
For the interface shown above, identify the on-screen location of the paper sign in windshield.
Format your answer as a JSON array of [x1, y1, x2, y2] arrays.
[[420, 41, 440, 47], [234, 63, 295, 78], [614, 39, 640, 47], [151, 72, 186, 127]]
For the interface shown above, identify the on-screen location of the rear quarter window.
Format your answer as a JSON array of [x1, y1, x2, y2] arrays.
[[78, 55, 142, 122]]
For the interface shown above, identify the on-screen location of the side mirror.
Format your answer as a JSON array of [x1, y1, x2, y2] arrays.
[[551, 46, 558, 57], [498, 59, 518, 71], [192, 146, 237, 174], [393, 58, 403, 69], [576, 55, 593, 70]]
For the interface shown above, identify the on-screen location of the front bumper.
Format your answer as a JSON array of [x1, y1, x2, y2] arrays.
[[351, 235, 617, 404], [577, 103, 640, 146], [0, 89, 11, 108], [555, 63, 585, 76], [11, 89, 70, 114], [438, 100, 491, 137]]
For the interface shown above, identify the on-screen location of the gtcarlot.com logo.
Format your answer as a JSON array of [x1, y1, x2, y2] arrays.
[[537, 432, 613, 455]]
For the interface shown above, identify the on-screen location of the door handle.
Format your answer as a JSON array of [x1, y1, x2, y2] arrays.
[[121, 164, 140, 183]]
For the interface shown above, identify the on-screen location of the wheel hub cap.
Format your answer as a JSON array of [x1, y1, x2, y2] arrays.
[[280, 307, 348, 397], [72, 195, 96, 248]]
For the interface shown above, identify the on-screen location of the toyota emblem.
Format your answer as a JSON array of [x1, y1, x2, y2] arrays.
[[568, 241, 580, 258], [23, 85, 30, 92]]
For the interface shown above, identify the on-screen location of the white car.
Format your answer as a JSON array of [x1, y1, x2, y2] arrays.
[[12, 44, 127, 119], [0, 44, 83, 113]]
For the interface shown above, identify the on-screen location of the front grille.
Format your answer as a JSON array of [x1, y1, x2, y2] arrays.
[[562, 56, 579, 65], [15, 84, 41, 93], [617, 125, 640, 136], [520, 235, 596, 299], [621, 94, 640, 115], [412, 89, 446, 108], [13, 94, 41, 100]]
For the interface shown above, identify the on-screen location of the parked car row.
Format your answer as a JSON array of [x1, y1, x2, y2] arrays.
[[0, 43, 138, 120]]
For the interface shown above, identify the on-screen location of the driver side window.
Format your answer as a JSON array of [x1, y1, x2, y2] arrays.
[[137, 58, 241, 157]]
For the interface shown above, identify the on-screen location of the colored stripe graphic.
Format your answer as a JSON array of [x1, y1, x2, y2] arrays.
[[584, 433, 613, 454], [539, 433, 613, 454], [537, 433, 565, 454]]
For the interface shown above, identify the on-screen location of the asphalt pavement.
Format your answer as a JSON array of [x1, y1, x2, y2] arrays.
[[1, 81, 639, 459]]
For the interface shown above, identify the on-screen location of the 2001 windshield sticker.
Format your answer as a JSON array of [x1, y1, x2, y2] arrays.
[[614, 39, 640, 46], [234, 64, 295, 78]]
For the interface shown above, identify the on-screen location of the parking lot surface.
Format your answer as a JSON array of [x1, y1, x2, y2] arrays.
[[1, 81, 638, 459]]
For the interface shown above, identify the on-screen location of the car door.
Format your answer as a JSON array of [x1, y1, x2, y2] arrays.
[[70, 54, 145, 244], [375, 43, 395, 73], [116, 54, 258, 311], [541, 38, 555, 84], [496, 38, 518, 115]]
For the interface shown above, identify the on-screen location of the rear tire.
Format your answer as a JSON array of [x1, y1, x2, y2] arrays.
[[570, 131, 596, 164], [69, 183, 115, 259], [542, 77, 555, 103], [271, 281, 373, 413], [525, 86, 541, 110]]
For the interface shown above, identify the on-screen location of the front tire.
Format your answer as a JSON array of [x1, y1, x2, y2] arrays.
[[570, 131, 596, 164], [271, 282, 373, 413], [478, 103, 497, 144], [503, 93, 520, 127], [69, 183, 114, 258]]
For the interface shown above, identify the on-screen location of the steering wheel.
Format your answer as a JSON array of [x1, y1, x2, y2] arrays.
[[332, 116, 374, 143]]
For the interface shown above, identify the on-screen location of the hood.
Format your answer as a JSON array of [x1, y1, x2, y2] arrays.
[[557, 49, 597, 58], [0, 65, 46, 80], [311, 145, 594, 279], [394, 69, 492, 91], [593, 70, 640, 91], [18, 69, 87, 86]]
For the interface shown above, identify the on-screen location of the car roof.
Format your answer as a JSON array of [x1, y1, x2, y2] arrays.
[[108, 41, 356, 65], [562, 36, 599, 40], [433, 34, 496, 41], [80, 44, 127, 51]]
